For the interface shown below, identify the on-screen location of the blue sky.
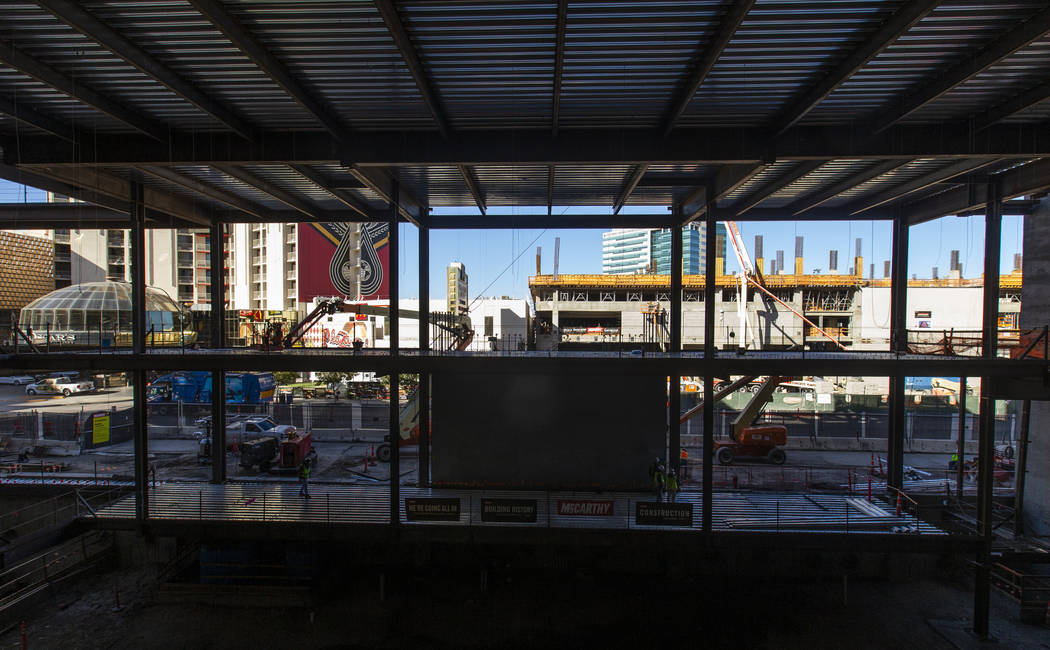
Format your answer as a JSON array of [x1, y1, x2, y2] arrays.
[[1, 180, 1024, 301]]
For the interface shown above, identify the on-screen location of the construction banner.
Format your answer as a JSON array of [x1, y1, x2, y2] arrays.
[[635, 501, 693, 526], [91, 414, 110, 445], [297, 222, 389, 302], [557, 499, 614, 516], [405, 498, 460, 521], [480, 498, 537, 523]]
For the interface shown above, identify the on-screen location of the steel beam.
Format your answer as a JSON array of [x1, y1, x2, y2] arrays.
[[139, 166, 281, 222], [732, 160, 824, 216], [288, 164, 377, 219], [661, 0, 755, 136], [35, 0, 253, 139], [10, 165, 212, 227], [388, 176, 400, 527], [428, 213, 678, 230], [613, 165, 648, 214], [374, 0, 449, 139], [702, 191, 717, 533], [217, 165, 322, 219], [969, 79, 1050, 133], [886, 213, 909, 493], [188, 0, 350, 141], [785, 160, 907, 215], [5, 350, 1046, 379], [418, 222, 430, 487], [0, 202, 129, 229], [670, 220, 683, 353], [0, 96, 77, 142], [546, 165, 556, 215], [459, 165, 487, 215], [1015, 399, 1030, 537], [210, 221, 226, 349], [770, 1, 939, 137], [0, 39, 168, 141], [902, 157, 1050, 225], [130, 181, 148, 524], [14, 125, 1050, 167], [684, 163, 766, 222], [552, 0, 567, 136], [211, 370, 226, 484], [132, 369, 148, 524], [847, 159, 1002, 215], [956, 376, 967, 501], [130, 182, 146, 354], [346, 166, 424, 226], [870, 7, 1050, 135], [973, 180, 1001, 640]]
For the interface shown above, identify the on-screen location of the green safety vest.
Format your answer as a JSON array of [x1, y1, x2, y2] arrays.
[[300, 463, 311, 479]]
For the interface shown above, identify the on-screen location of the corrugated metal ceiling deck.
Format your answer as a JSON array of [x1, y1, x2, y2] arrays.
[[0, 0, 1048, 226]]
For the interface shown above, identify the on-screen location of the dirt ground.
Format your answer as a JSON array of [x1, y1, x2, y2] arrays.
[[3, 555, 1049, 649]]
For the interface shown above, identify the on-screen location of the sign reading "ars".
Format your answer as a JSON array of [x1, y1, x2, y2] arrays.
[[557, 499, 614, 516]]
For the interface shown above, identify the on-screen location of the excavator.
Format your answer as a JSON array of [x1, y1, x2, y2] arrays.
[[679, 375, 789, 465]]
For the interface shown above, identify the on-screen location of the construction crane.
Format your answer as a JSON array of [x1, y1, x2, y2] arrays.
[[723, 221, 846, 351]]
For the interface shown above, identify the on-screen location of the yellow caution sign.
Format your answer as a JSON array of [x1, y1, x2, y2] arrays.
[[92, 415, 110, 445]]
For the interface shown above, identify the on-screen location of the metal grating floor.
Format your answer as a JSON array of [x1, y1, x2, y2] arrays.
[[91, 482, 945, 535]]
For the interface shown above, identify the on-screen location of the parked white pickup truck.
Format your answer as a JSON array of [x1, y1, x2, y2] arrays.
[[25, 377, 95, 397]]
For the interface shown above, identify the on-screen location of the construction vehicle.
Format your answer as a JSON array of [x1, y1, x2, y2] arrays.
[[679, 375, 789, 465]]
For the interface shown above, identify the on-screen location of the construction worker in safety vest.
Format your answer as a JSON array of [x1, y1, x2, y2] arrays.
[[649, 457, 665, 502], [680, 448, 689, 480], [949, 453, 959, 470], [666, 469, 680, 503]]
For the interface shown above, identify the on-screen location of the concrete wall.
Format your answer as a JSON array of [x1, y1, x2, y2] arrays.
[[1020, 198, 1050, 535]]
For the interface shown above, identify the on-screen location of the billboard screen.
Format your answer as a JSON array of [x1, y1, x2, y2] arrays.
[[297, 222, 389, 302]]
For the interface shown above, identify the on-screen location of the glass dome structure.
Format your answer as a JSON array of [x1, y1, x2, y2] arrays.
[[19, 281, 188, 345]]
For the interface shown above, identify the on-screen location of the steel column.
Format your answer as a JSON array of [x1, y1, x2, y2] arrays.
[[130, 181, 148, 523], [974, 179, 1002, 640], [702, 193, 717, 533], [670, 220, 682, 353], [133, 369, 148, 523], [210, 220, 225, 349], [956, 376, 967, 501], [131, 182, 146, 354], [1015, 400, 1031, 537], [418, 222, 430, 487], [211, 370, 226, 484], [389, 177, 400, 525], [887, 213, 909, 492]]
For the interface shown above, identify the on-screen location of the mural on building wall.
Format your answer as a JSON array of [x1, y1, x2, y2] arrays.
[[297, 222, 389, 302]]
